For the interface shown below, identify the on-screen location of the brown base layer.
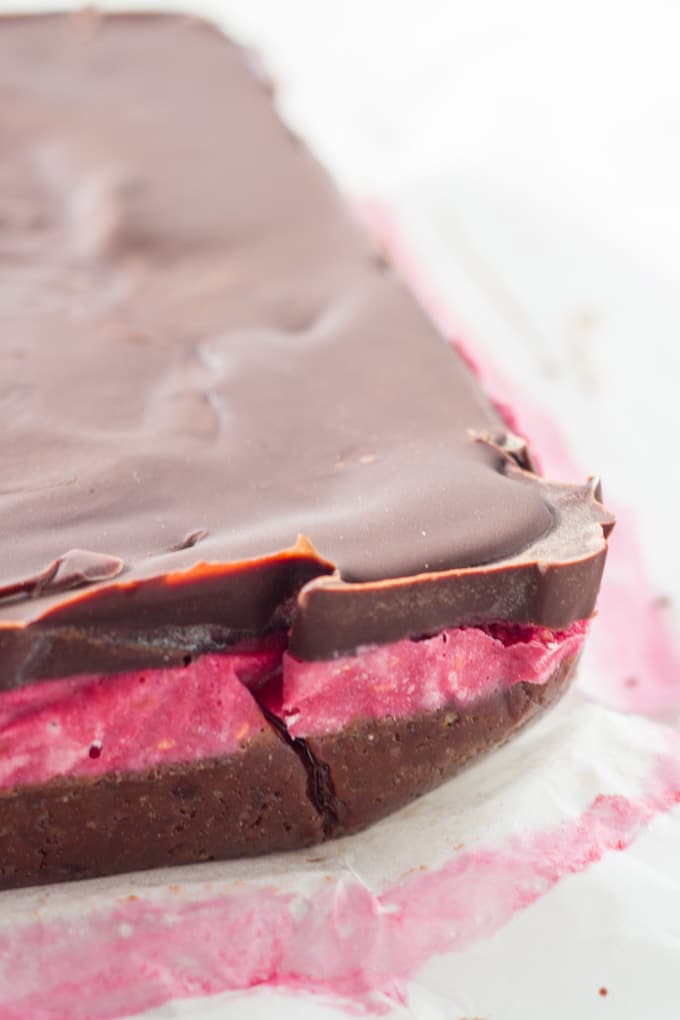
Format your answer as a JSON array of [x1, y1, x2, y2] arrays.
[[0, 658, 575, 891], [0, 730, 322, 891], [310, 656, 575, 835]]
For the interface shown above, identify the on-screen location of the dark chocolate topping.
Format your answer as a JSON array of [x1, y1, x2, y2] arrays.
[[0, 13, 613, 685]]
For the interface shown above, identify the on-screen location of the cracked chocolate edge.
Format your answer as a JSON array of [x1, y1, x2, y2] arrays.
[[260, 704, 339, 836]]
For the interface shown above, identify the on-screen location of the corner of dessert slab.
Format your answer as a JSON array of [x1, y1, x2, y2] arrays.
[[0, 11, 616, 890]]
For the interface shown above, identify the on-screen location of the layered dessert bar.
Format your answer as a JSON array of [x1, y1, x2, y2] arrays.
[[0, 13, 613, 889]]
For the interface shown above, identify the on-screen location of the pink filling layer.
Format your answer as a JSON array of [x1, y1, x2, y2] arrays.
[[281, 621, 587, 737], [0, 622, 586, 792], [0, 647, 282, 792]]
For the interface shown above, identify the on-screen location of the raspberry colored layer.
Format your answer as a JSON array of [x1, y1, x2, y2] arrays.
[[281, 621, 588, 737], [0, 647, 282, 792], [0, 623, 586, 792]]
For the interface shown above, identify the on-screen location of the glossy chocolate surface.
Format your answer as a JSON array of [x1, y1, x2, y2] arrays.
[[0, 13, 613, 685]]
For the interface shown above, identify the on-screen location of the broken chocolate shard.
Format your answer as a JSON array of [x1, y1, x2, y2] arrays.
[[0, 550, 124, 606], [168, 529, 209, 553], [469, 427, 538, 472]]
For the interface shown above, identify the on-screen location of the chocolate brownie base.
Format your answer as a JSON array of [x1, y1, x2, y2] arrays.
[[0, 659, 575, 890], [0, 731, 322, 891], [307, 656, 576, 835]]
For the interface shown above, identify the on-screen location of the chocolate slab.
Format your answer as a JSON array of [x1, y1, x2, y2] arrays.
[[0, 13, 613, 688], [0, 658, 574, 890]]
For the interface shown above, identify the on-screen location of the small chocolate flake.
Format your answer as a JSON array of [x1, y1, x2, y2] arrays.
[[168, 529, 208, 553]]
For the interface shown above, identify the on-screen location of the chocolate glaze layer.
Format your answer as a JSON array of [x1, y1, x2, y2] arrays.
[[0, 13, 613, 686]]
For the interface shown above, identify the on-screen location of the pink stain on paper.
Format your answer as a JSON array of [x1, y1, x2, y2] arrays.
[[2, 745, 679, 1019]]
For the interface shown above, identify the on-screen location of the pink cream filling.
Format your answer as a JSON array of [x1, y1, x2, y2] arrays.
[[279, 621, 587, 738], [0, 646, 283, 793], [0, 621, 586, 792]]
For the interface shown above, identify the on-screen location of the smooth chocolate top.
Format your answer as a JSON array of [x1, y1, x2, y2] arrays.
[[0, 13, 612, 686]]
